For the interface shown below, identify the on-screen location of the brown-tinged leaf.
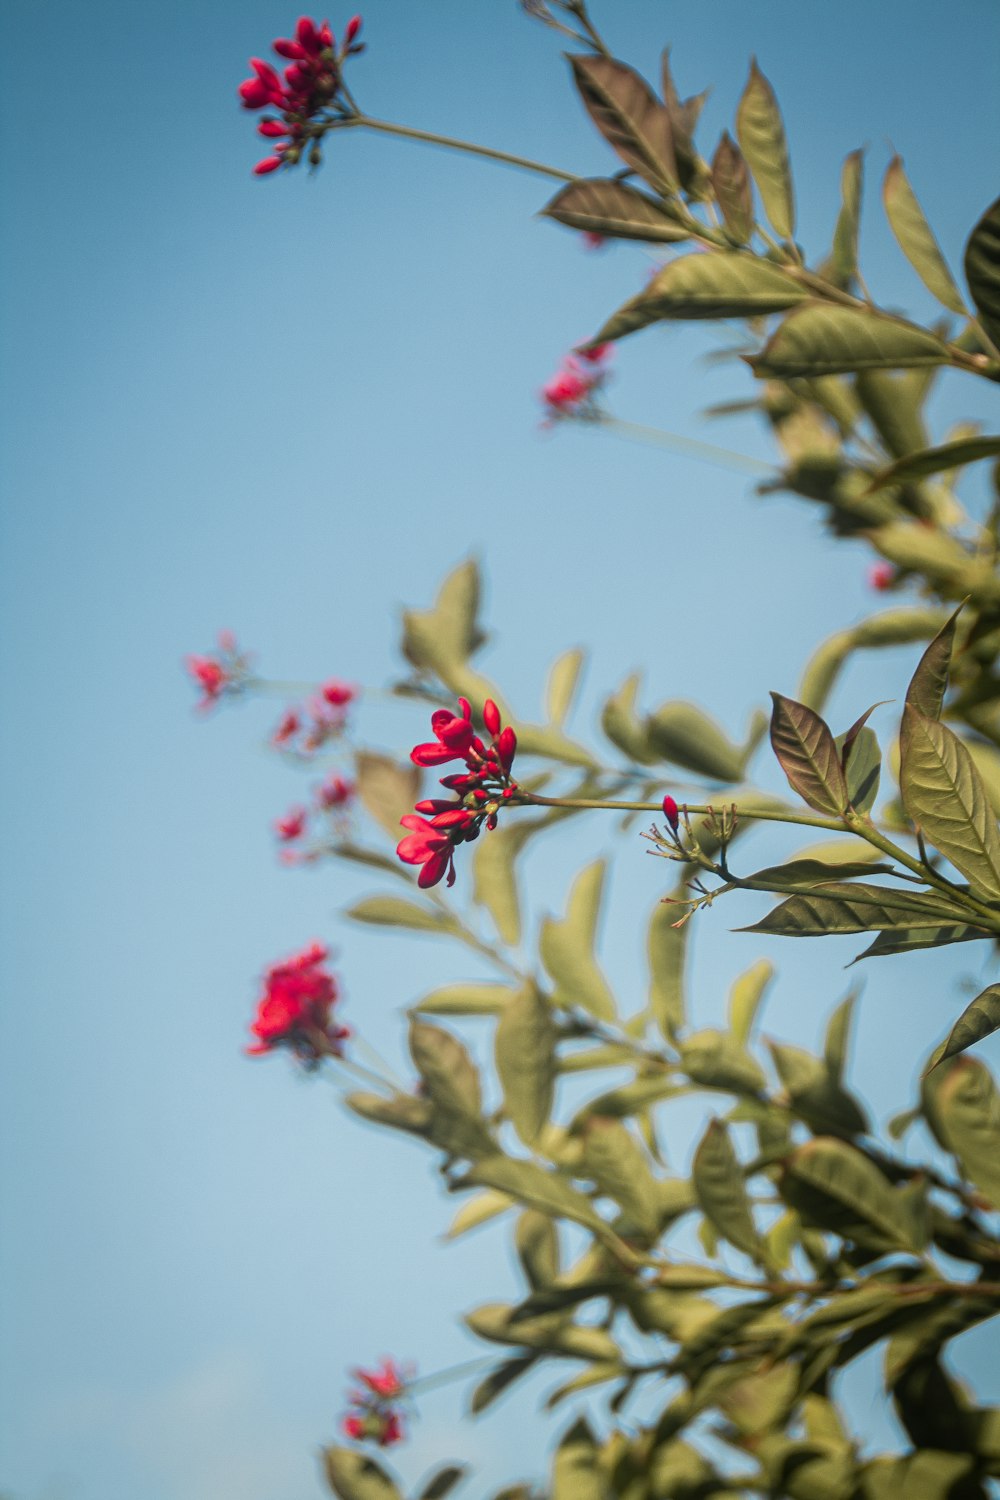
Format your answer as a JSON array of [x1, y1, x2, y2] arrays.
[[866, 435, 1000, 493], [899, 704, 1000, 899], [769, 691, 849, 816], [751, 304, 950, 378], [569, 54, 677, 193], [711, 131, 752, 244], [883, 156, 967, 315], [850, 923, 988, 961], [595, 253, 807, 345], [964, 192, 1000, 352], [692, 1118, 763, 1259], [742, 857, 894, 890], [354, 751, 421, 841], [542, 178, 689, 242], [495, 981, 556, 1147], [835, 725, 881, 814], [904, 604, 962, 719], [735, 58, 795, 240]]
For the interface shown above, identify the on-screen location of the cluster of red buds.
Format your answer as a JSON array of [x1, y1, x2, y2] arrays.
[[271, 680, 358, 756], [540, 343, 613, 424], [184, 631, 252, 711], [397, 698, 518, 888], [246, 942, 348, 1064], [274, 773, 355, 860], [238, 15, 364, 175], [341, 1359, 412, 1448]]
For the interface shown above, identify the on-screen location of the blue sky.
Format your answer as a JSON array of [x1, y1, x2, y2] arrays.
[[2, 3, 1000, 1497]]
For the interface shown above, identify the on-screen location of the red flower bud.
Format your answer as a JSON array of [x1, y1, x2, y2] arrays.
[[483, 699, 501, 737], [258, 119, 289, 138], [662, 795, 679, 832], [273, 37, 307, 59], [345, 14, 363, 43], [497, 726, 517, 772], [253, 155, 284, 175]]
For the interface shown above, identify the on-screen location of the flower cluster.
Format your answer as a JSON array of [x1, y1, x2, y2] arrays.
[[397, 698, 518, 888], [246, 942, 348, 1064], [341, 1359, 411, 1448], [184, 631, 251, 711], [271, 680, 357, 755], [274, 773, 355, 861], [540, 343, 613, 423], [238, 15, 364, 175]]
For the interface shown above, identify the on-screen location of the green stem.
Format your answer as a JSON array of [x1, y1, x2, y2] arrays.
[[521, 791, 843, 833], [408, 1355, 498, 1395], [343, 115, 577, 184], [597, 414, 774, 477], [845, 810, 1000, 929]]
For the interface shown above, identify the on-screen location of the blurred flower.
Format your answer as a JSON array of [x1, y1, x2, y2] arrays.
[[184, 632, 250, 711], [581, 231, 608, 250], [317, 773, 355, 810], [342, 1358, 411, 1447], [540, 345, 612, 423], [321, 678, 357, 708], [272, 708, 301, 746], [868, 561, 897, 592], [275, 806, 308, 841], [246, 942, 347, 1063], [238, 15, 366, 176]]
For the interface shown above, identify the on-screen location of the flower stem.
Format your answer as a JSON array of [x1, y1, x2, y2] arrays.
[[596, 414, 774, 477], [345, 115, 577, 184], [521, 791, 842, 833]]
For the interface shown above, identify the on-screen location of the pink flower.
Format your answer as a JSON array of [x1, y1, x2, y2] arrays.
[[540, 347, 612, 422], [246, 942, 347, 1063], [185, 655, 228, 710], [317, 773, 354, 810], [184, 633, 250, 711], [321, 678, 357, 708], [275, 806, 308, 841], [868, 561, 897, 592]]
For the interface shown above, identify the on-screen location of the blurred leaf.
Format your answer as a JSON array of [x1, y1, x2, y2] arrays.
[[926, 1056, 1000, 1208], [752, 305, 949, 378], [496, 981, 556, 1147], [866, 435, 1000, 493], [354, 752, 421, 841], [445, 1189, 514, 1239], [581, 1116, 660, 1236], [540, 860, 616, 1021], [866, 520, 976, 590], [472, 822, 531, 947], [884, 1295, 997, 1388], [462, 1155, 610, 1238], [900, 705, 1000, 899], [681, 1027, 767, 1094], [964, 192, 1000, 351], [466, 1302, 619, 1362], [347, 895, 460, 937], [401, 559, 486, 678], [728, 959, 774, 1046], [648, 891, 688, 1040], [883, 156, 967, 315], [346, 1091, 432, 1138], [409, 1021, 494, 1159], [551, 1416, 603, 1500], [602, 673, 657, 765], [514, 722, 598, 770], [569, 54, 677, 192], [861, 1450, 978, 1500], [544, 1362, 624, 1410], [515, 1210, 560, 1290], [769, 692, 848, 815], [735, 58, 795, 239], [711, 130, 753, 244], [331, 843, 415, 882], [416, 1469, 467, 1500], [692, 1118, 764, 1259], [783, 1137, 922, 1251], [904, 604, 961, 720], [646, 699, 748, 781], [744, 882, 970, 937], [830, 149, 864, 286], [835, 725, 881, 814], [413, 983, 514, 1016], [546, 648, 586, 727], [824, 990, 858, 1081], [660, 49, 711, 197], [720, 1362, 799, 1435], [596, 254, 806, 344], [935, 984, 1000, 1066], [770, 1041, 869, 1137], [469, 1355, 538, 1416], [542, 178, 689, 242], [323, 1448, 402, 1500]]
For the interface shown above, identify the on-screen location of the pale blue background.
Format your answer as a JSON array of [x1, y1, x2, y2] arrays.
[[3, 2, 1000, 1496]]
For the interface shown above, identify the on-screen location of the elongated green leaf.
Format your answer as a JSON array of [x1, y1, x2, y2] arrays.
[[544, 1361, 624, 1411], [752, 304, 949, 378], [929, 1056, 1000, 1207], [354, 752, 421, 841], [883, 157, 967, 315], [596, 254, 807, 344], [347, 895, 459, 936], [413, 983, 513, 1016], [601, 674, 657, 765], [936, 984, 1000, 1066], [855, 367, 929, 460], [581, 1117, 659, 1236], [496, 982, 556, 1147], [711, 131, 752, 244], [850, 923, 988, 961], [545, 648, 585, 727], [769, 1041, 869, 1138], [445, 1189, 514, 1239], [346, 1090, 433, 1138], [964, 192, 1000, 352], [904, 606, 961, 725], [469, 1355, 538, 1415], [569, 54, 677, 193], [324, 1448, 402, 1500], [542, 178, 689, 242], [416, 1469, 467, 1500], [646, 699, 748, 781], [728, 959, 774, 1046], [551, 1417, 603, 1500], [681, 1027, 767, 1095], [769, 692, 848, 815], [401, 558, 486, 678], [692, 1118, 763, 1259], [834, 725, 881, 814], [514, 1210, 560, 1289], [540, 860, 616, 1021], [472, 821, 530, 947], [462, 1155, 610, 1238], [409, 1020, 494, 1159], [743, 857, 893, 891], [830, 150, 863, 286], [648, 891, 688, 1040], [900, 704, 1000, 899], [783, 1137, 919, 1250], [824, 991, 857, 1081], [743, 881, 969, 937], [735, 59, 794, 239], [466, 1302, 618, 1362], [867, 435, 1000, 493]]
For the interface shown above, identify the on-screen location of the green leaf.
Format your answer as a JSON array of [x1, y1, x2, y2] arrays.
[[743, 881, 969, 937], [595, 253, 807, 344], [681, 1027, 767, 1095], [866, 435, 1000, 493], [964, 192, 1000, 352], [769, 1041, 869, 1138], [850, 923, 988, 961], [648, 892, 688, 1040], [401, 558, 486, 679], [728, 959, 774, 1046], [744, 857, 893, 891], [719, 1362, 800, 1435], [354, 751, 421, 842], [769, 692, 848, 816], [883, 156, 967, 315], [855, 368, 929, 460], [752, 304, 950, 378], [601, 673, 657, 765], [540, 860, 616, 1021], [735, 58, 794, 240], [347, 895, 460, 937], [544, 1362, 624, 1411], [465, 1302, 619, 1362], [462, 1155, 610, 1239], [904, 604, 962, 720], [551, 1417, 603, 1500], [646, 699, 748, 781], [782, 1136, 919, 1251], [823, 990, 857, 1081], [581, 1116, 660, 1237], [861, 1450, 978, 1500], [926, 1056, 1000, 1208], [711, 131, 753, 244], [936, 984, 1000, 1066], [496, 982, 556, 1147], [413, 983, 514, 1017], [514, 1210, 560, 1290], [469, 1355, 538, 1416], [692, 1118, 763, 1259], [472, 821, 530, 947], [568, 54, 677, 193], [409, 1020, 494, 1159], [346, 1091, 432, 1138], [884, 1296, 997, 1388], [545, 648, 586, 727], [542, 178, 689, 242], [900, 704, 1000, 899], [830, 150, 863, 286], [416, 1469, 467, 1500], [323, 1447, 402, 1500], [835, 725, 881, 814], [445, 1189, 514, 1239]]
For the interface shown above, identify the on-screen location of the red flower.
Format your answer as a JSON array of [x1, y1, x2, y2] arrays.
[[272, 709, 301, 746], [342, 1357, 410, 1448], [321, 678, 357, 708], [662, 794, 680, 833], [239, 15, 365, 176], [246, 942, 347, 1063], [275, 806, 308, 841], [184, 633, 249, 711], [317, 773, 354, 810], [868, 561, 897, 592], [185, 655, 227, 710], [540, 346, 612, 422]]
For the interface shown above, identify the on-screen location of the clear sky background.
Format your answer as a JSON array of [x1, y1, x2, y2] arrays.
[[3, 3, 1000, 1498]]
